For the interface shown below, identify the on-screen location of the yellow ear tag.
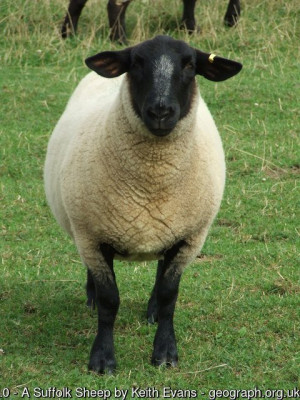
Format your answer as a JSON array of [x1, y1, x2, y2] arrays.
[[208, 54, 216, 63]]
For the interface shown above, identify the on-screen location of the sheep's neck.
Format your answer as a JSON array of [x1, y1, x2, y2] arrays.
[[102, 80, 199, 192]]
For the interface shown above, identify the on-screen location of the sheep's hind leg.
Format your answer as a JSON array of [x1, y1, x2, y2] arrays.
[[146, 260, 164, 324], [85, 243, 120, 374], [150, 241, 186, 367], [86, 269, 96, 309]]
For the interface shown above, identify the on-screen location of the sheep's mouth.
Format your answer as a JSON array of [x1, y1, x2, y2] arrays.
[[143, 116, 178, 137], [141, 101, 180, 137], [148, 126, 174, 137]]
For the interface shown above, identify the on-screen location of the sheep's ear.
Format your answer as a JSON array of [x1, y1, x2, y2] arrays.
[[195, 50, 242, 82], [85, 48, 132, 78]]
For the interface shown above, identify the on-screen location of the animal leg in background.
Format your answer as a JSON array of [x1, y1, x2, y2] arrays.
[[107, 0, 132, 43], [61, 0, 240, 40], [181, 0, 197, 32], [224, 0, 240, 27], [61, 0, 88, 38]]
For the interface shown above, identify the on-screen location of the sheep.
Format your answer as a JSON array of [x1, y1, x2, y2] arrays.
[[61, 0, 241, 42], [44, 35, 242, 374]]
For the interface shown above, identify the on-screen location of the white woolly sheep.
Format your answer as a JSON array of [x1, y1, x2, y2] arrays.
[[44, 35, 242, 374]]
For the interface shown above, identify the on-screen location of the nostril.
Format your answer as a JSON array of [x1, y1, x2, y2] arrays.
[[147, 105, 174, 121], [160, 107, 174, 120], [147, 108, 158, 120]]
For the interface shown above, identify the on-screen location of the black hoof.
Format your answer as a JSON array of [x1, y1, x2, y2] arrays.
[[61, 22, 71, 39], [151, 353, 178, 368], [88, 353, 116, 375], [151, 356, 178, 368], [180, 19, 196, 34], [151, 340, 178, 368], [61, 28, 67, 39], [109, 32, 127, 45], [89, 330, 116, 375], [224, 14, 239, 27]]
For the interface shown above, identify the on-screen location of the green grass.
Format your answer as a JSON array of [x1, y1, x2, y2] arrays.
[[0, 0, 299, 396]]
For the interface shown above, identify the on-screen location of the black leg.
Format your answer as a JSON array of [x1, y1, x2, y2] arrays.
[[86, 268, 96, 309], [224, 0, 240, 27], [88, 244, 120, 374], [150, 241, 186, 367], [61, 0, 88, 38], [181, 0, 197, 33], [147, 260, 164, 324], [107, 0, 131, 44]]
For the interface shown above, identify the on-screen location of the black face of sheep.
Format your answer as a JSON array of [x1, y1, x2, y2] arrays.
[[62, 0, 241, 43], [128, 40, 196, 136], [86, 35, 242, 137]]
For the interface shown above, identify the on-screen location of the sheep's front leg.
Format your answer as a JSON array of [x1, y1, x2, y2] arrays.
[[86, 244, 120, 374], [150, 241, 187, 367]]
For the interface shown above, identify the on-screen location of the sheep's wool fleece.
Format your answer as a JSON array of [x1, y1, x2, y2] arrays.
[[44, 72, 225, 269]]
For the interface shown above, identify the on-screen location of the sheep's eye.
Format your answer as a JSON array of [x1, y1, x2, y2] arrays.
[[183, 60, 194, 70], [132, 56, 144, 69]]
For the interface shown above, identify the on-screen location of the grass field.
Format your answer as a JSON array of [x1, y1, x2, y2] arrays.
[[0, 0, 299, 397]]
